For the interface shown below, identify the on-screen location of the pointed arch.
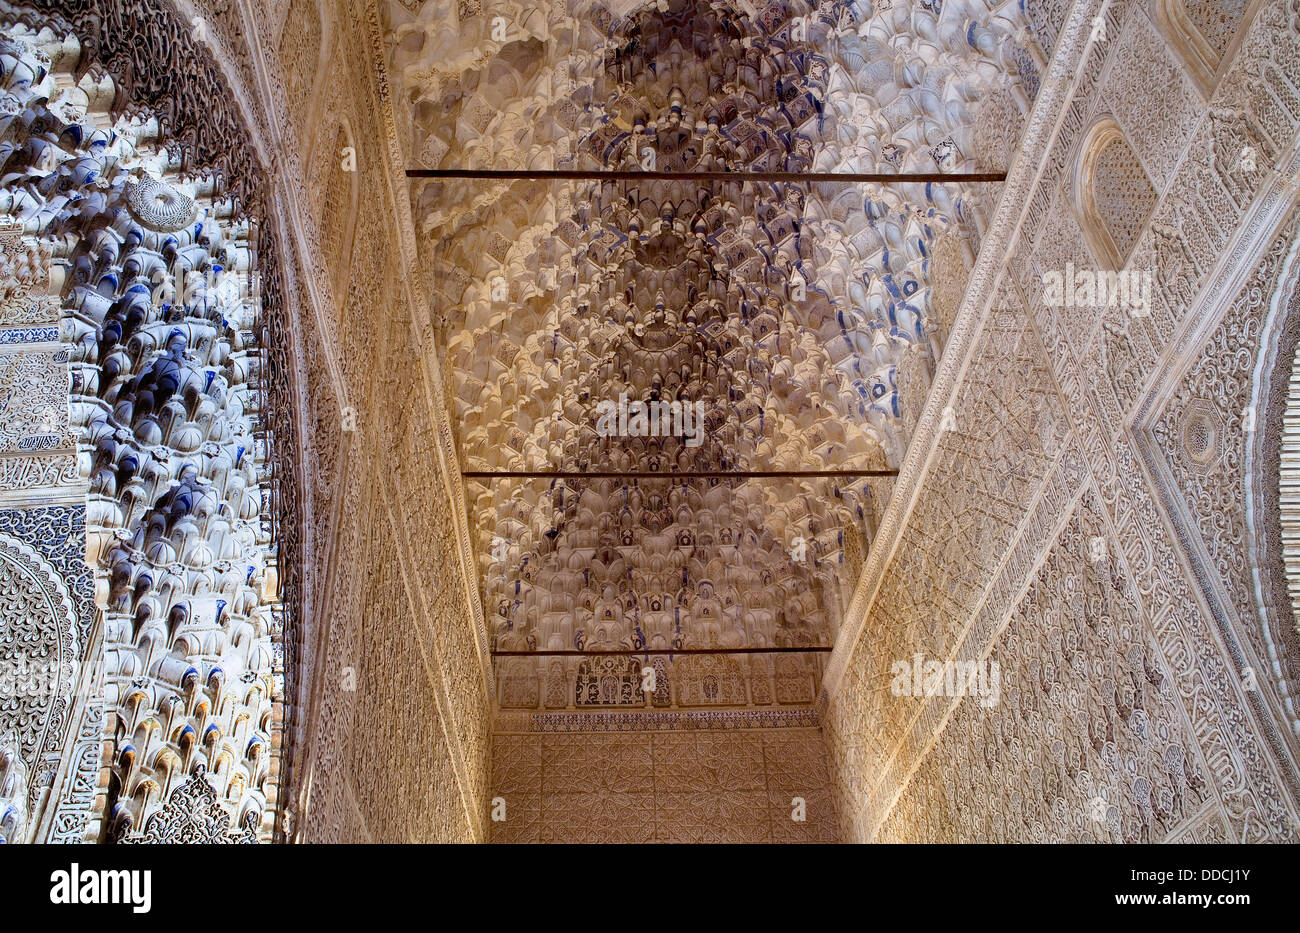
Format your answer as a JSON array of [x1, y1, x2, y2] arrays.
[[1074, 117, 1157, 270]]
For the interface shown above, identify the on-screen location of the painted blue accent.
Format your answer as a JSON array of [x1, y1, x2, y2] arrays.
[[0, 505, 94, 647], [0, 325, 59, 344]]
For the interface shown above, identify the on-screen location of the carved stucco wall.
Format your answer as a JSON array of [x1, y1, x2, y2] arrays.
[[823, 0, 1300, 842], [294, 337, 494, 842], [286, 0, 493, 843], [0, 207, 95, 842], [490, 713, 838, 843], [0, 511, 95, 842]]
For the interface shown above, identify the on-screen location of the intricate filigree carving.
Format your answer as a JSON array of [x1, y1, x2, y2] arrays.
[[826, 0, 1300, 842], [123, 174, 199, 232], [120, 766, 257, 844]]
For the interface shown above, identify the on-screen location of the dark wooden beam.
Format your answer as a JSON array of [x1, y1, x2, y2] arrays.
[[463, 469, 898, 480], [492, 647, 831, 656], [406, 169, 1006, 184]]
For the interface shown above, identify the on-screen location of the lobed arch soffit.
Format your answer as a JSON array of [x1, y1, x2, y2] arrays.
[[1247, 227, 1300, 739], [0, 0, 271, 208]]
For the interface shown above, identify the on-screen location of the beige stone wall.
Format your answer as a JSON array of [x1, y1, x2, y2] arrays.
[[489, 715, 838, 842], [252, 0, 494, 842], [823, 0, 1300, 842]]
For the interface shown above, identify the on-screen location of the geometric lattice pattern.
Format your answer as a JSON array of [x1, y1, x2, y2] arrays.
[[1184, 0, 1250, 57], [1093, 134, 1157, 265], [490, 724, 838, 843]]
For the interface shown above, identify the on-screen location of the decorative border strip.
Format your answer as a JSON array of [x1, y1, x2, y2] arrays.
[[1282, 289, 1300, 636], [361, 0, 494, 704], [495, 707, 821, 734], [0, 326, 58, 344]]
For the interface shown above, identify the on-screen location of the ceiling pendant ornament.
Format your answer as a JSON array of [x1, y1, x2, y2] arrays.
[[124, 173, 200, 233]]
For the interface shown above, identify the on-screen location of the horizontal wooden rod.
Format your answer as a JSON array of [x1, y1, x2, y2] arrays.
[[492, 647, 831, 656], [463, 469, 898, 480], [406, 169, 1006, 183]]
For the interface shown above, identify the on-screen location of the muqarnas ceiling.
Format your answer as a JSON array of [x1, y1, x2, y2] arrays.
[[383, 0, 1030, 709]]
